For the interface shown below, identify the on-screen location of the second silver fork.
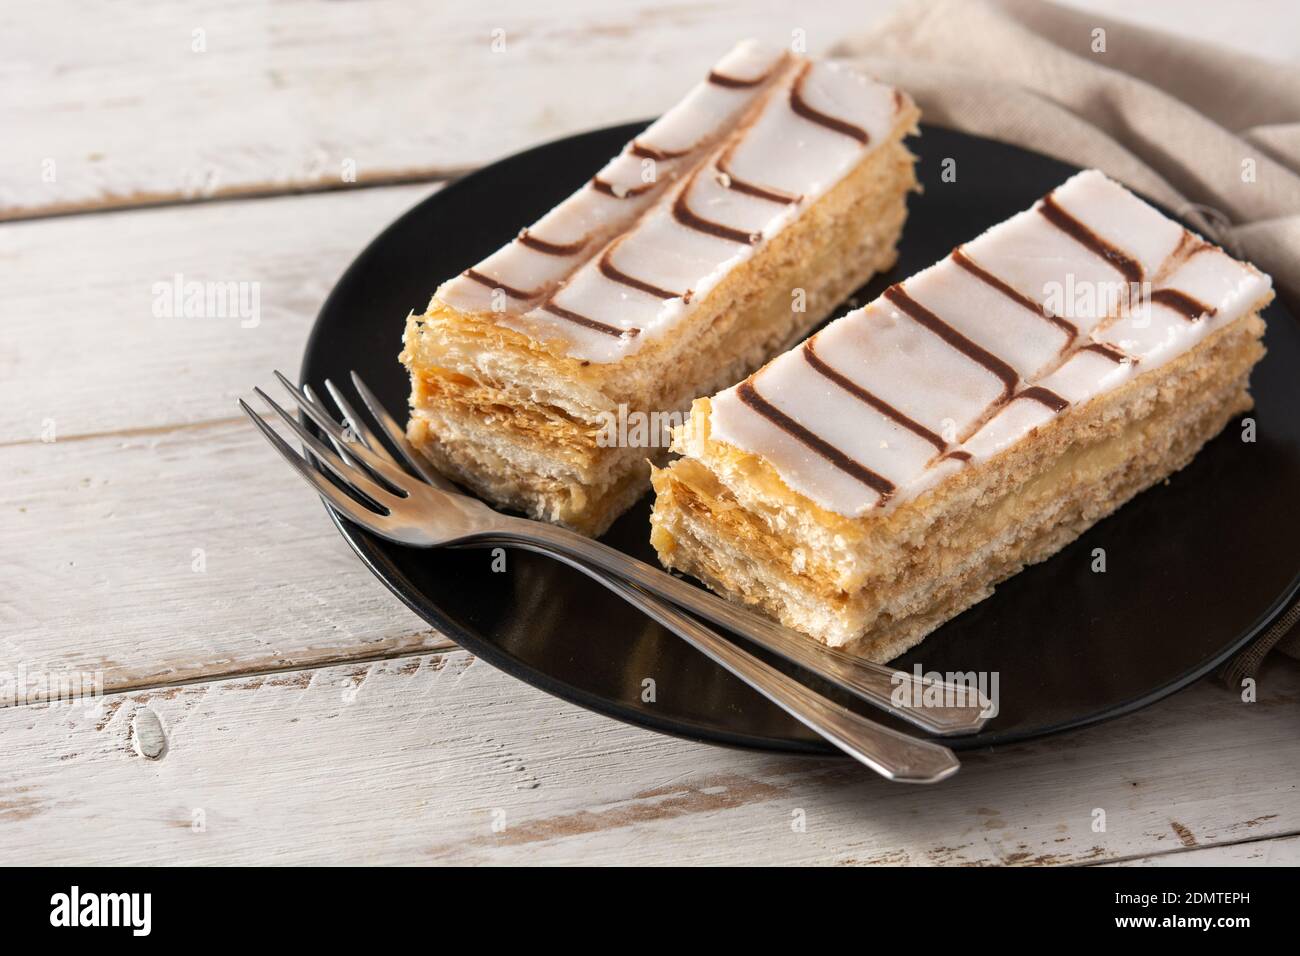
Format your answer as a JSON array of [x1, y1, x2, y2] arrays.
[[301, 372, 987, 736], [241, 371, 980, 781]]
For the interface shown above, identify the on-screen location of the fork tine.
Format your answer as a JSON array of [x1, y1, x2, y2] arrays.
[[349, 370, 455, 490], [303, 384, 363, 470], [322, 378, 387, 458], [239, 400, 395, 529], [253, 387, 402, 508], [306, 381, 410, 498], [272, 371, 414, 489]]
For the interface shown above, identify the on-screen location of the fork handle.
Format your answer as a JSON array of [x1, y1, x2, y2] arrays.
[[488, 519, 989, 736], [524, 542, 958, 783]]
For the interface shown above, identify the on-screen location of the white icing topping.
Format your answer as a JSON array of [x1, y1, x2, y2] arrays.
[[1051, 169, 1184, 281], [961, 209, 1122, 334], [649, 41, 787, 152], [1099, 303, 1192, 364], [432, 41, 908, 363], [1163, 246, 1266, 317], [710, 170, 1272, 517], [905, 257, 1070, 379], [718, 346, 936, 513], [1037, 348, 1132, 405], [727, 61, 894, 199], [814, 302, 1004, 438], [961, 398, 1054, 462]]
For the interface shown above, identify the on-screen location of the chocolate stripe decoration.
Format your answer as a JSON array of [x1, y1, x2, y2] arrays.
[[1151, 288, 1216, 321], [717, 152, 801, 205], [630, 141, 691, 161], [1038, 194, 1143, 284], [463, 269, 544, 301], [883, 284, 1020, 401], [942, 450, 972, 462], [951, 247, 1078, 340], [591, 177, 655, 199], [802, 338, 946, 452], [541, 302, 637, 339], [789, 63, 869, 144], [738, 381, 895, 500], [1171, 229, 1207, 263], [708, 68, 769, 89], [1015, 386, 1070, 412], [518, 229, 586, 256], [599, 245, 688, 300], [1081, 341, 1134, 363], [673, 173, 760, 244]]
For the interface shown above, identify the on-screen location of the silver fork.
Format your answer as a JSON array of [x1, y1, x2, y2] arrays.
[[259, 372, 987, 737], [240, 372, 971, 782], [283, 371, 986, 736]]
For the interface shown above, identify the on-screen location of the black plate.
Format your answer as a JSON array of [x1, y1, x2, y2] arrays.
[[301, 123, 1300, 753]]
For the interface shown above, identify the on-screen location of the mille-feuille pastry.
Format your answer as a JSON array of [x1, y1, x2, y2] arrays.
[[400, 40, 920, 535], [651, 169, 1272, 661]]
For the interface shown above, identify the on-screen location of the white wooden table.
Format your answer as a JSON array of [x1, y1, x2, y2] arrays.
[[4, 0, 1298, 866]]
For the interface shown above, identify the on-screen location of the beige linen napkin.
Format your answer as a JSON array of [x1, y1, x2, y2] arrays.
[[833, 0, 1300, 676]]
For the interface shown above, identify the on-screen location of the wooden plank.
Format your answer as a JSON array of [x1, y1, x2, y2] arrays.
[[1, 0, 899, 220], [0, 183, 431, 444], [1, 649, 1295, 865], [0, 185, 456, 692], [1108, 833, 1300, 866], [6, 0, 1293, 222], [1, 417, 449, 699]]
